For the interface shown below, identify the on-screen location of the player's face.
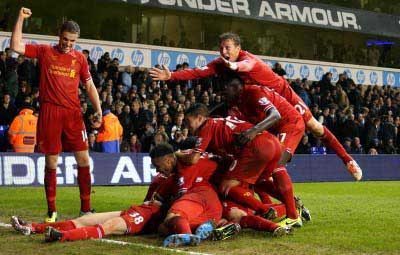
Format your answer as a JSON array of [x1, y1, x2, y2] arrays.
[[225, 82, 241, 102], [220, 39, 241, 62], [152, 155, 175, 177], [185, 115, 203, 134], [58, 31, 78, 53]]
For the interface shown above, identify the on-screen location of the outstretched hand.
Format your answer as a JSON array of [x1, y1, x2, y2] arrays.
[[219, 56, 238, 71], [149, 65, 171, 81]]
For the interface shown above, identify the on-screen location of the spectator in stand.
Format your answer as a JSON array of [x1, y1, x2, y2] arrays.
[[295, 134, 311, 154], [352, 137, 364, 154], [0, 51, 6, 82], [121, 66, 133, 94], [88, 132, 100, 152], [272, 62, 286, 76], [8, 103, 37, 152], [317, 72, 333, 95], [342, 137, 352, 153], [310, 138, 327, 155], [129, 133, 141, 153], [368, 147, 378, 155], [382, 139, 397, 154], [95, 106, 123, 153], [0, 93, 17, 126]]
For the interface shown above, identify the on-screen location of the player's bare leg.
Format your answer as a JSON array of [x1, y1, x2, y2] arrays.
[[11, 211, 121, 236], [44, 154, 59, 222], [45, 213, 128, 242], [306, 117, 362, 181], [74, 150, 93, 214]]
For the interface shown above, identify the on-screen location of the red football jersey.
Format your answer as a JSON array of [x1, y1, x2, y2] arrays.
[[235, 85, 301, 127], [170, 50, 285, 94], [144, 173, 178, 203], [24, 44, 91, 110], [177, 156, 218, 194], [194, 117, 253, 155]]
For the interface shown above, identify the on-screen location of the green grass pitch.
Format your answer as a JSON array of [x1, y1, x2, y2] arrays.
[[0, 181, 399, 255]]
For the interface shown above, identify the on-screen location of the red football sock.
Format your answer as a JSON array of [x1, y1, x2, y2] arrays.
[[32, 220, 76, 233], [240, 215, 279, 232], [44, 168, 57, 213], [62, 224, 104, 241], [165, 216, 191, 234], [271, 203, 287, 219], [77, 166, 91, 212], [226, 186, 269, 214], [320, 126, 352, 163], [272, 168, 298, 219], [255, 178, 282, 203]]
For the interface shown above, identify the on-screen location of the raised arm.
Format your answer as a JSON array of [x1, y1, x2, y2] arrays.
[[149, 59, 219, 81], [10, 7, 32, 55]]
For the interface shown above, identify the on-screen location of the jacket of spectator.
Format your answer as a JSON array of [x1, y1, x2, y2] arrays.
[[8, 107, 37, 152], [96, 110, 123, 153]]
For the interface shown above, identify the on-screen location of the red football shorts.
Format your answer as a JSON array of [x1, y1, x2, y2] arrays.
[[120, 203, 164, 235], [224, 133, 282, 185], [279, 79, 313, 123], [37, 103, 88, 154], [169, 186, 222, 230], [275, 118, 305, 156]]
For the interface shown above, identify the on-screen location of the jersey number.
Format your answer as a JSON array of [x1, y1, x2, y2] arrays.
[[129, 212, 144, 225], [294, 101, 308, 115]]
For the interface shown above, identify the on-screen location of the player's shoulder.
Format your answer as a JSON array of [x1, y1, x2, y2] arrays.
[[71, 49, 86, 61]]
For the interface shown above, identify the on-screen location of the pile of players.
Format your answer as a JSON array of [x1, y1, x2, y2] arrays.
[[11, 32, 363, 247]]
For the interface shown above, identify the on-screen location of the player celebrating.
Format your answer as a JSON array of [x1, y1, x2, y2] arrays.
[[11, 168, 178, 241], [225, 75, 307, 226], [149, 32, 362, 181], [151, 143, 223, 247], [11, 7, 102, 222], [180, 103, 282, 218]]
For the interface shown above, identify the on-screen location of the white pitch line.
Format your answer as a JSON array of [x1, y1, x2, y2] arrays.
[[0, 221, 213, 255], [99, 238, 213, 255], [0, 222, 11, 228]]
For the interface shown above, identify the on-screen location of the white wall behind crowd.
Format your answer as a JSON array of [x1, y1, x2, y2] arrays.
[[1, 31, 400, 87]]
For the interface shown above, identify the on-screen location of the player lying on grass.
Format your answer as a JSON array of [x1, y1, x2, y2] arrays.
[[11, 143, 238, 246]]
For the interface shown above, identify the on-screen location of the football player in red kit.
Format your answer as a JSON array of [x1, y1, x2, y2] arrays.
[[151, 144, 223, 247], [225, 76, 307, 226], [11, 169, 178, 242], [149, 32, 362, 181], [179, 103, 282, 219], [11, 7, 102, 222]]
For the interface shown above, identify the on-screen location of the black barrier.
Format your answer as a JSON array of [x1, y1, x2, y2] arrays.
[[106, 0, 400, 38], [0, 153, 398, 186]]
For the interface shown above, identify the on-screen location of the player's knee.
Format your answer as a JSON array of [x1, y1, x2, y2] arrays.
[[164, 212, 181, 223], [45, 155, 59, 169], [74, 150, 90, 167], [306, 118, 324, 137], [227, 208, 247, 223]]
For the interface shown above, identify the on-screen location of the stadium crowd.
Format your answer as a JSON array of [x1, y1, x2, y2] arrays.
[[0, 48, 399, 154]]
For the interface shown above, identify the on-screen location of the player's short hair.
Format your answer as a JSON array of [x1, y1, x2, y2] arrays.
[[219, 32, 241, 46], [149, 143, 174, 159], [59, 20, 80, 35], [221, 71, 244, 86], [185, 103, 209, 117]]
